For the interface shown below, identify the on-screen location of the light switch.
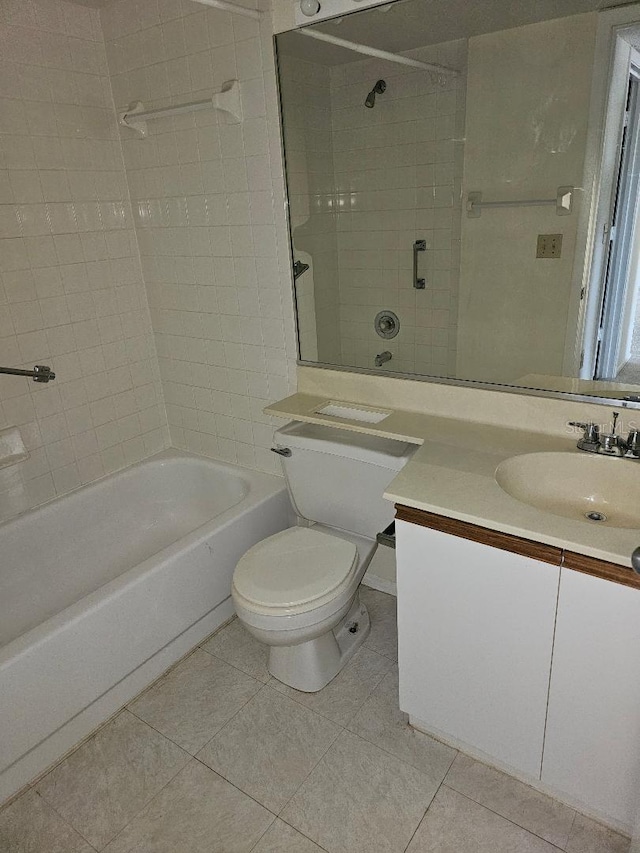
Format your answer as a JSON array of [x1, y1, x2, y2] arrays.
[[536, 234, 563, 259]]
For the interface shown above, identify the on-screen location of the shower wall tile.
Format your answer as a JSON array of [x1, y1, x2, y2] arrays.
[[278, 54, 341, 365], [329, 41, 466, 377], [0, 0, 168, 524], [102, 0, 297, 474]]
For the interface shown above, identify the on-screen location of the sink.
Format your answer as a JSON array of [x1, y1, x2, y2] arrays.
[[495, 452, 640, 529]]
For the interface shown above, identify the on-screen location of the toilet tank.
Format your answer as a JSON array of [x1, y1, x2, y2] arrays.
[[274, 422, 416, 539]]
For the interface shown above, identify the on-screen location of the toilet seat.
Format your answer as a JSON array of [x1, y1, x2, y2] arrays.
[[232, 527, 358, 615]]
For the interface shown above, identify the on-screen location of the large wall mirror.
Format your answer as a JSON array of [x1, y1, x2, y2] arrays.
[[275, 0, 640, 402]]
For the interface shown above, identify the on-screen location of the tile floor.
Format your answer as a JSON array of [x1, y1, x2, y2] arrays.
[[0, 587, 632, 853]]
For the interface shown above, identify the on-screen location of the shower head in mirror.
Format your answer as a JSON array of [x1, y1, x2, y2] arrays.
[[365, 79, 386, 108]]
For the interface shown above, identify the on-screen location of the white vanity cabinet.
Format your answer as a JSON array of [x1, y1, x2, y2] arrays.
[[541, 567, 640, 828], [396, 510, 640, 831], [396, 517, 560, 779]]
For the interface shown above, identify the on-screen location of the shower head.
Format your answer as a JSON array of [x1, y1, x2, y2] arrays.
[[365, 79, 386, 108]]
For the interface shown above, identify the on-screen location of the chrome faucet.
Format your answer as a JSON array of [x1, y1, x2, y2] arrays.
[[570, 411, 640, 459], [375, 351, 392, 367]]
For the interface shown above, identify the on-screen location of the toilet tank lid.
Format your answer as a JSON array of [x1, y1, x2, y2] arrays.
[[275, 421, 415, 471]]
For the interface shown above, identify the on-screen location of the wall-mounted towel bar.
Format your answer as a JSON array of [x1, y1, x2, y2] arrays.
[[466, 187, 574, 218], [0, 365, 55, 383], [119, 80, 242, 136]]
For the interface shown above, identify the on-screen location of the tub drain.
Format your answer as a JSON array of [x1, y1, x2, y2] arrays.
[[585, 511, 607, 522]]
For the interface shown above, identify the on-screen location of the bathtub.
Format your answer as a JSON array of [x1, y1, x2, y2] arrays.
[[0, 450, 291, 804]]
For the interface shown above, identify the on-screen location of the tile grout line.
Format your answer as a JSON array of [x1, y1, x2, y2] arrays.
[[438, 784, 568, 852], [272, 708, 345, 822], [563, 811, 578, 852], [444, 774, 578, 850], [36, 710, 192, 853], [30, 790, 101, 853], [401, 761, 453, 853]]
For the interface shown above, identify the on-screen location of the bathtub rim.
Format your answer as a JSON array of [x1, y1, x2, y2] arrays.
[[0, 450, 287, 667]]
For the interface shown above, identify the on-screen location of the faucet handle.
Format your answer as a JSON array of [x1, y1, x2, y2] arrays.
[[627, 429, 640, 457], [569, 422, 600, 443]]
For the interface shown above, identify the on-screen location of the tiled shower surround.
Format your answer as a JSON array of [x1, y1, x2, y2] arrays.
[[102, 0, 297, 475], [0, 0, 297, 521], [281, 40, 466, 377], [0, 0, 168, 522]]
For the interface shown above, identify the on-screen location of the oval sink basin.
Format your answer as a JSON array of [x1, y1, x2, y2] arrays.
[[495, 452, 640, 529]]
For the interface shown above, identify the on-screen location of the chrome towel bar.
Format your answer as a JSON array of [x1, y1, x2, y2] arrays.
[[0, 364, 56, 383]]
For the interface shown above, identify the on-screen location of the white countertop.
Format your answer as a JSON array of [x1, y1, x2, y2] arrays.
[[264, 393, 639, 569]]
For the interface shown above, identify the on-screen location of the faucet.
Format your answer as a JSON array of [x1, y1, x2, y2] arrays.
[[570, 411, 640, 459], [375, 351, 392, 367]]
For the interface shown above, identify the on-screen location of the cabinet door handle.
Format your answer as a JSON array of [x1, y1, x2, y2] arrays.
[[413, 240, 426, 289]]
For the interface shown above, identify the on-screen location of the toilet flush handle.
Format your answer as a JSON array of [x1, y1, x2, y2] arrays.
[[271, 446, 292, 457]]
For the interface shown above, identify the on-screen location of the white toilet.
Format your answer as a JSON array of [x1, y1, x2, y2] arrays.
[[232, 421, 415, 692]]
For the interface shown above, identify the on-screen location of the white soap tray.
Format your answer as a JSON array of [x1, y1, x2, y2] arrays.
[[315, 402, 391, 424]]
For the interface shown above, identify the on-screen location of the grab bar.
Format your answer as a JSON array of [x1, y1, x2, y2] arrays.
[[466, 187, 573, 218], [413, 239, 426, 289], [0, 364, 56, 383]]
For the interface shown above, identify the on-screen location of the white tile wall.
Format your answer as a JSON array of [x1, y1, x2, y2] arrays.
[[101, 0, 297, 475], [277, 37, 466, 378], [278, 53, 341, 364], [0, 0, 168, 523], [330, 42, 466, 378]]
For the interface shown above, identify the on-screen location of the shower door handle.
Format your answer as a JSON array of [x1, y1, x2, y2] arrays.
[[413, 240, 426, 289]]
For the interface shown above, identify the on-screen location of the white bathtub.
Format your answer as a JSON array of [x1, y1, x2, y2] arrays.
[[0, 450, 291, 804]]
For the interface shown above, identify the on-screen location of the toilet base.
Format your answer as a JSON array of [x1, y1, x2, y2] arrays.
[[268, 595, 370, 693]]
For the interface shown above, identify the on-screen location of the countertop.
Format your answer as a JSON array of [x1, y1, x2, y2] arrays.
[[265, 393, 639, 569]]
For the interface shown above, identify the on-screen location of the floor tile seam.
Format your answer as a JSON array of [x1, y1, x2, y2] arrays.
[[342, 725, 455, 793], [103, 757, 277, 853], [40, 713, 192, 852], [563, 811, 578, 851], [343, 701, 456, 777], [401, 762, 451, 853], [198, 638, 270, 685], [24, 703, 134, 805], [197, 615, 237, 652], [264, 679, 353, 727], [6, 641, 234, 816], [267, 815, 333, 853], [362, 637, 398, 662], [129, 656, 266, 756], [438, 783, 567, 851], [443, 774, 577, 850], [127, 643, 206, 709], [265, 648, 395, 728], [271, 710, 345, 819], [193, 680, 273, 758], [27, 789, 101, 853], [190, 751, 282, 822], [191, 680, 344, 819]]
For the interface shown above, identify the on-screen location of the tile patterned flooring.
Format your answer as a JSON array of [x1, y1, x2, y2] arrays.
[[0, 587, 632, 853]]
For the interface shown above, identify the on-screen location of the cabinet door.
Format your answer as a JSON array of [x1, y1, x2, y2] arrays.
[[542, 568, 640, 829], [396, 520, 560, 779]]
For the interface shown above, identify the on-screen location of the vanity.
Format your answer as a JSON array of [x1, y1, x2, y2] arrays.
[[269, 0, 640, 837], [266, 388, 640, 834]]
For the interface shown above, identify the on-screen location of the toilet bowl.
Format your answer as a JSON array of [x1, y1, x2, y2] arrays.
[[232, 526, 375, 692], [231, 422, 415, 692]]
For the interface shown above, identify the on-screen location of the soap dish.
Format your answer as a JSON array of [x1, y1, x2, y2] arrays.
[[315, 402, 391, 424]]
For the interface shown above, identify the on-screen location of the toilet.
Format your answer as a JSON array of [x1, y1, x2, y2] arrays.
[[232, 421, 415, 692]]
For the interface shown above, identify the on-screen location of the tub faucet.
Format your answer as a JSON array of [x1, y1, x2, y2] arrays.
[[375, 351, 392, 367]]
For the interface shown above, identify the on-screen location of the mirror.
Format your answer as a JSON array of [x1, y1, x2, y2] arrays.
[[275, 0, 640, 401]]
